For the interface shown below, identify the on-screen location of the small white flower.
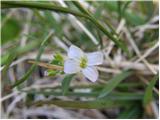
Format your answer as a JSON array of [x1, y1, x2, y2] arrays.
[[64, 45, 103, 82]]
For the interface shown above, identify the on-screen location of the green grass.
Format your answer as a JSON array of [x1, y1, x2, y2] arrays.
[[1, 1, 158, 119]]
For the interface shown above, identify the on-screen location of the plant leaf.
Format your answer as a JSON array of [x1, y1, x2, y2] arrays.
[[33, 99, 133, 109], [23, 90, 143, 100], [118, 104, 142, 118], [143, 74, 158, 106], [98, 71, 132, 98], [62, 74, 75, 95], [1, 18, 21, 44], [11, 31, 54, 88]]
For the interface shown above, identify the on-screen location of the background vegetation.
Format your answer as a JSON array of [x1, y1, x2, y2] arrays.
[[1, 1, 159, 119]]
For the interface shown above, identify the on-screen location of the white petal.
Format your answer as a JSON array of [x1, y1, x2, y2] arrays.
[[82, 66, 98, 82], [87, 51, 103, 66], [64, 59, 80, 74], [68, 45, 84, 60]]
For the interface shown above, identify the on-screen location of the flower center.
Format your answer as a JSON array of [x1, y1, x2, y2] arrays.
[[80, 57, 88, 68]]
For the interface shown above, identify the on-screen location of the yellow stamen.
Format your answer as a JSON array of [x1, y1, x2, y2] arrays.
[[80, 57, 88, 68]]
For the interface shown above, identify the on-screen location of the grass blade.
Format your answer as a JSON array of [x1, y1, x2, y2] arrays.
[[118, 104, 142, 118], [98, 71, 132, 98], [2, 1, 129, 54], [11, 31, 54, 88], [1, 40, 41, 65], [2, 48, 17, 76], [33, 99, 134, 109], [23, 90, 143, 100], [143, 74, 158, 106]]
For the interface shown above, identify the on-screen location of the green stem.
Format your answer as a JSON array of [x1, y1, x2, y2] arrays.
[[2, 1, 129, 54], [11, 32, 54, 88], [72, 1, 129, 54], [1, 1, 88, 18]]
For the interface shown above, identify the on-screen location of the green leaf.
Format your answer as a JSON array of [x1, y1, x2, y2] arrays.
[[23, 90, 143, 100], [59, 82, 143, 92], [50, 53, 64, 66], [121, 1, 132, 16], [117, 1, 122, 21], [47, 70, 59, 76], [143, 75, 158, 106], [118, 104, 142, 119], [1, 18, 21, 44], [2, 48, 17, 76], [139, 1, 154, 21], [1, 48, 17, 87], [103, 1, 146, 26], [33, 99, 133, 109], [98, 71, 132, 98], [44, 11, 63, 37], [1, 40, 41, 65], [62, 74, 75, 95], [47, 53, 64, 76]]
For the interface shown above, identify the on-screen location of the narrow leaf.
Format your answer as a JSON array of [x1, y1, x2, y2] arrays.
[[118, 104, 142, 119], [33, 99, 133, 109], [143, 74, 158, 106], [2, 48, 17, 76], [98, 71, 132, 98], [62, 74, 75, 95], [23, 90, 143, 100], [11, 31, 54, 88]]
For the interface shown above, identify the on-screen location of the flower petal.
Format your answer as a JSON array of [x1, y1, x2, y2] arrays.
[[82, 66, 98, 82], [64, 59, 80, 74], [68, 45, 84, 60], [87, 51, 103, 66]]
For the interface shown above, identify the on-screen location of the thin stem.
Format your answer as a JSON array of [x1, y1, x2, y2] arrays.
[[11, 31, 54, 88], [1, 1, 88, 19], [72, 1, 129, 54], [2, 1, 128, 54]]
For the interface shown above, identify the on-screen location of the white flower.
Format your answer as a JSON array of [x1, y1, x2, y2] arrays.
[[64, 45, 103, 82]]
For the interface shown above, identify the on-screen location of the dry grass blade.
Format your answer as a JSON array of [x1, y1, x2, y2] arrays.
[[28, 60, 63, 71]]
